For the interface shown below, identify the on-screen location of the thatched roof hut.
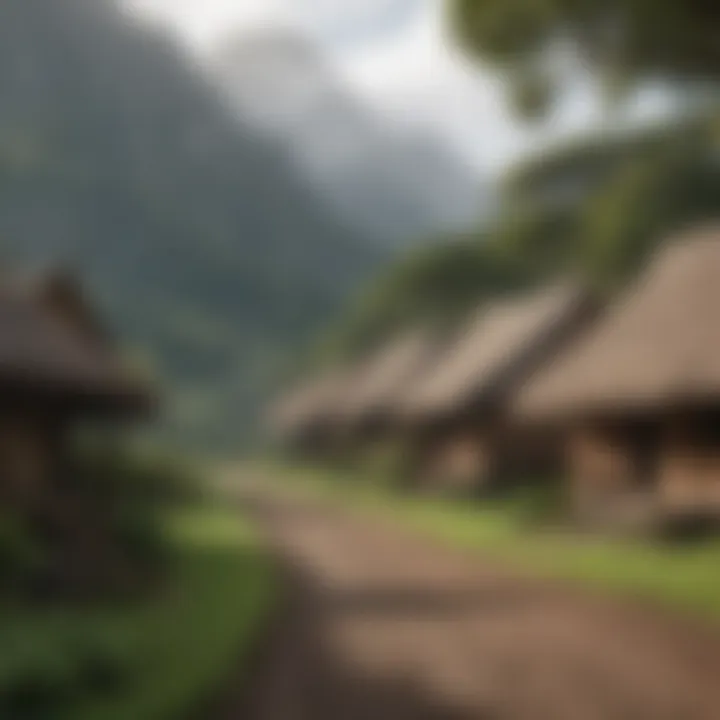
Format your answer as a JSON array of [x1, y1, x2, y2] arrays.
[[0, 271, 153, 517], [267, 367, 355, 447], [517, 230, 720, 420], [404, 282, 596, 423], [392, 283, 599, 494], [516, 230, 720, 527], [20, 269, 112, 347], [0, 276, 150, 416], [338, 327, 439, 431]]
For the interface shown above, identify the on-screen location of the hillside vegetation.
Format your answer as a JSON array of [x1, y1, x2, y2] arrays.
[[318, 112, 720, 362], [0, 0, 383, 448]]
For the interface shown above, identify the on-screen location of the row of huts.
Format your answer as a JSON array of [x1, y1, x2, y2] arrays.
[[269, 228, 720, 530]]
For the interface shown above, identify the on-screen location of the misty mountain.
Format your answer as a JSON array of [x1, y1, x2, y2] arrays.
[[213, 31, 487, 243], [0, 0, 384, 448]]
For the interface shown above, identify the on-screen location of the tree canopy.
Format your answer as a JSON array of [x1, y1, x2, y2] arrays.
[[317, 110, 720, 362], [452, 0, 720, 110]]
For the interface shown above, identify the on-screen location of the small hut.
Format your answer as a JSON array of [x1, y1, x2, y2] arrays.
[[267, 368, 355, 460], [323, 328, 445, 473], [516, 230, 720, 529], [0, 272, 151, 508], [338, 328, 440, 439], [402, 283, 599, 494]]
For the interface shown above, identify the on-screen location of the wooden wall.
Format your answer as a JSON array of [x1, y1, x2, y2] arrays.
[[0, 414, 55, 507], [418, 429, 491, 495], [567, 412, 720, 528], [659, 414, 720, 514]]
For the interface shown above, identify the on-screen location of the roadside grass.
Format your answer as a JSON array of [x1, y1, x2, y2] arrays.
[[0, 505, 275, 720], [267, 463, 720, 621]]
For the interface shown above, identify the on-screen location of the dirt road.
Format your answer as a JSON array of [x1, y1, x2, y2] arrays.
[[235, 490, 720, 720]]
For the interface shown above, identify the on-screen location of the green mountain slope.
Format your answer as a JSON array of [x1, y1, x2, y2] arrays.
[[0, 0, 383, 447]]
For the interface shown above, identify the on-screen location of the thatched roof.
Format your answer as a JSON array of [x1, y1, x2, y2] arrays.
[[516, 229, 720, 419], [267, 368, 353, 439], [403, 283, 595, 421], [337, 328, 438, 427], [17, 269, 112, 347], [0, 278, 150, 415]]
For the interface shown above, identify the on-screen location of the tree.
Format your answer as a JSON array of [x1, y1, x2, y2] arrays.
[[452, 0, 720, 111]]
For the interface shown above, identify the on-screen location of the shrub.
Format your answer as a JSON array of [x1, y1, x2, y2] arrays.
[[0, 627, 131, 719], [504, 478, 566, 527], [656, 511, 720, 543], [0, 443, 202, 600], [0, 513, 46, 589], [71, 442, 202, 507]]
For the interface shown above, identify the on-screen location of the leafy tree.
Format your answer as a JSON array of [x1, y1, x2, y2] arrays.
[[452, 0, 720, 108], [317, 110, 720, 361]]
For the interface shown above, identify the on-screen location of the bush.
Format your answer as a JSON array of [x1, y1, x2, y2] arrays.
[[0, 443, 203, 601], [67, 443, 203, 570], [0, 508, 274, 720], [656, 511, 720, 543], [0, 513, 46, 589], [0, 627, 130, 719], [361, 442, 410, 493], [71, 442, 202, 507], [503, 479, 566, 527]]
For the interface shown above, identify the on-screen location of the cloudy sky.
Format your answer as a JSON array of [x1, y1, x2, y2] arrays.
[[126, 0, 671, 172]]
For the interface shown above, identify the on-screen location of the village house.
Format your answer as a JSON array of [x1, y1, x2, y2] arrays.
[[267, 367, 356, 461], [400, 283, 600, 494], [329, 327, 445, 472], [0, 270, 151, 512], [337, 327, 439, 441], [516, 230, 720, 531]]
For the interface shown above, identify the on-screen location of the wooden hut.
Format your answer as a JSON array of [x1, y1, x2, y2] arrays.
[[0, 272, 151, 509], [267, 368, 355, 460], [338, 328, 440, 440], [325, 328, 445, 472], [402, 283, 599, 494], [516, 230, 720, 529]]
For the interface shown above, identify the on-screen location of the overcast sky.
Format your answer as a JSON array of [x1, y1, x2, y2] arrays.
[[126, 0, 672, 172]]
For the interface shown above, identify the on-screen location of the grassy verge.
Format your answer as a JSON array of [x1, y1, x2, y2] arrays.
[[0, 505, 275, 720], [268, 464, 720, 621]]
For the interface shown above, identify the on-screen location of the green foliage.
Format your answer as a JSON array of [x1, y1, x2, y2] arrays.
[[318, 111, 720, 362], [273, 468, 720, 620], [0, 507, 275, 720], [502, 478, 567, 527], [69, 444, 205, 579], [0, 513, 46, 589], [453, 0, 720, 112], [315, 232, 536, 362], [0, 626, 130, 719], [73, 441, 202, 508], [0, 443, 203, 601], [509, 68, 556, 119]]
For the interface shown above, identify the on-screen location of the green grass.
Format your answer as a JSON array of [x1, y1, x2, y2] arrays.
[[0, 505, 276, 720], [269, 464, 720, 621]]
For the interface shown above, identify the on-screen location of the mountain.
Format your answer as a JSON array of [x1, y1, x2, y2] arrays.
[[0, 0, 385, 448], [212, 31, 487, 244]]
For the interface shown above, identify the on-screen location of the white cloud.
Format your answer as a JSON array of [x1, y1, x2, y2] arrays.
[[333, 0, 549, 169], [125, 0, 283, 43], [125, 0, 671, 175], [333, 0, 674, 171], [125, 0, 424, 47]]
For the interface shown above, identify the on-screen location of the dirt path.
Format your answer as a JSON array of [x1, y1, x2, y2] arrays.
[[233, 489, 720, 720]]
